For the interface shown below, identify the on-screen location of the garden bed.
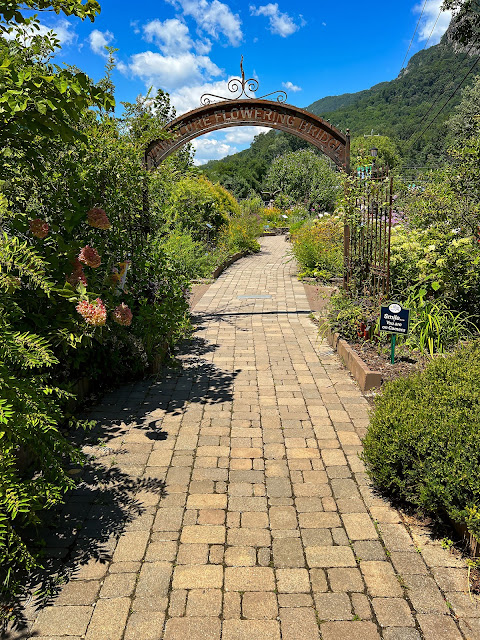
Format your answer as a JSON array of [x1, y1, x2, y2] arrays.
[[349, 341, 428, 385]]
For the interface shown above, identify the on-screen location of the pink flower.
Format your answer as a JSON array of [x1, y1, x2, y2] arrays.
[[87, 208, 111, 230], [76, 298, 107, 326], [112, 302, 133, 326], [78, 245, 101, 268], [29, 219, 49, 239]]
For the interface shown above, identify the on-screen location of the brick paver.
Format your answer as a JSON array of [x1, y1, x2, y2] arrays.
[[12, 236, 477, 639]]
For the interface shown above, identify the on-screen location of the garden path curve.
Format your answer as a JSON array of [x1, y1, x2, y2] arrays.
[[14, 236, 478, 640]]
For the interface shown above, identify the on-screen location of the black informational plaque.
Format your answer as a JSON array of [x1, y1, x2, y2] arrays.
[[380, 303, 410, 335]]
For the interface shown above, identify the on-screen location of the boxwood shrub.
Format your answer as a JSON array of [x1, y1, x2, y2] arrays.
[[362, 341, 480, 540]]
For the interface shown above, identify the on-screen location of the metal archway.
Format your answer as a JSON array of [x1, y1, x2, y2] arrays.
[[145, 60, 350, 172]]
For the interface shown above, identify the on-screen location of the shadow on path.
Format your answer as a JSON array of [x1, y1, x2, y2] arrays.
[[3, 334, 237, 638]]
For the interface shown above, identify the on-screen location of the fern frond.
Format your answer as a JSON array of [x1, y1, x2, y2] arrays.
[[0, 330, 58, 369], [0, 233, 52, 294]]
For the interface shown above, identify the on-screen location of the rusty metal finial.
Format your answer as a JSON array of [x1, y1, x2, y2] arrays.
[[200, 58, 288, 106]]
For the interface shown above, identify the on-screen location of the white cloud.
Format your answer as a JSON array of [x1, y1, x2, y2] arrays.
[[6, 18, 76, 46], [130, 20, 141, 34], [120, 52, 222, 91], [415, 0, 452, 46], [143, 18, 212, 55], [282, 81, 301, 92], [192, 136, 238, 164], [167, 0, 243, 46], [143, 18, 193, 54], [168, 78, 231, 113], [88, 29, 114, 57], [250, 3, 302, 37]]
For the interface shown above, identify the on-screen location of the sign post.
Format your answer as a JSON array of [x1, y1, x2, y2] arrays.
[[379, 303, 410, 364]]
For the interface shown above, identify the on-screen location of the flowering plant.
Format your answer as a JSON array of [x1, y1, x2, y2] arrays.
[[113, 302, 133, 326], [76, 298, 107, 326], [87, 207, 111, 230], [78, 245, 101, 268], [29, 219, 49, 239]]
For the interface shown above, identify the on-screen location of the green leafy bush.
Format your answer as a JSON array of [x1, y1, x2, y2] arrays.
[[363, 341, 480, 540], [263, 148, 341, 211], [324, 290, 379, 341], [290, 216, 343, 279], [159, 232, 217, 280], [165, 175, 239, 240], [219, 208, 262, 255], [0, 233, 88, 601]]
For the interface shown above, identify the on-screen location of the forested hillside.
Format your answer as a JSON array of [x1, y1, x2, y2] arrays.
[[203, 33, 480, 195]]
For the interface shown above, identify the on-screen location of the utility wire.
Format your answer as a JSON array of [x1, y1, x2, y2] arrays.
[[403, 35, 479, 144], [400, 0, 428, 71], [405, 50, 480, 150], [422, 10, 442, 49]]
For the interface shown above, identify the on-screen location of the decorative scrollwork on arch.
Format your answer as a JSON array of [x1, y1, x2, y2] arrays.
[[200, 56, 288, 106]]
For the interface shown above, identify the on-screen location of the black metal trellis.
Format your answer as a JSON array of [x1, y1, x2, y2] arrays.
[[343, 166, 393, 298]]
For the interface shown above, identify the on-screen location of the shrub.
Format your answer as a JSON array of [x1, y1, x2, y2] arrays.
[[325, 290, 379, 342], [165, 175, 239, 240], [218, 209, 262, 255], [290, 216, 343, 279], [0, 233, 89, 601], [159, 231, 217, 280], [390, 226, 480, 316], [363, 341, 480, 540], [261, 206, 285, 229]]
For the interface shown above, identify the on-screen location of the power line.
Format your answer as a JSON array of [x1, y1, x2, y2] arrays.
[[403, 36, 479, 144], [400, 0, 428, 71], [422, 10, 442, 49], [405, 50, 480, 150]]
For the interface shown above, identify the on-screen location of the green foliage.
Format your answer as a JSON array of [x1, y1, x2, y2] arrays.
[[405, 292, 477, 355], [351, 135, 401, 168], [0, 232, 85, 601], [324, 290, 379, 342], [158, 232, 217, 280], [202, 129, 308, 197], [362, 341, 480, 541], [0, 13, 114, 162], [218, 208, 262, 255], [447, 75, 480, 143], [290, 216, 343, 280], [390, 226, 480, 317], [0, 1, 101, 25], [263, 149, 341, 212], [165, 175, 239, 241]]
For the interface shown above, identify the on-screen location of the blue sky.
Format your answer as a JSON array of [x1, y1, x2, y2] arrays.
[[38, 0, 452, 163]]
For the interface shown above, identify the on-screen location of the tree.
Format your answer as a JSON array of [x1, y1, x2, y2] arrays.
[[0, 1, 114, 167], [262, 149, 341, 212], [350, 135, 401, 168], [442, 0, 480, 46], [447, 73, 480, 142]]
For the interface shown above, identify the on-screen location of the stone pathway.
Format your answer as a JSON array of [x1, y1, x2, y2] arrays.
[[13, 236, 480, 639]]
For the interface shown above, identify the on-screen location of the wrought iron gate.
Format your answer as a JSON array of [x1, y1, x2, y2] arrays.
[[343, 167, 393, 298]]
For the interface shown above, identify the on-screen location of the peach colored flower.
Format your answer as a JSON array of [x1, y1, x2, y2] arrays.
[[29, 219, 49, 239], [78, 245, 101, 268], [87, 208, 111, 230], [112, 302, 133, 326], [76, 298, 107, 326]]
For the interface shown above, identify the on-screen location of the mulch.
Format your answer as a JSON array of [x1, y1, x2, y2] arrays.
[[351, 341, 429, 384]]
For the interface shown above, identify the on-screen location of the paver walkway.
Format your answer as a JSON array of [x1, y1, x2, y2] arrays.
[[14, 236, 480, 639]]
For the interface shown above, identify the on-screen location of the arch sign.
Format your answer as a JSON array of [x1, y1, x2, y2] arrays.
[[145, 60, 350, 172]]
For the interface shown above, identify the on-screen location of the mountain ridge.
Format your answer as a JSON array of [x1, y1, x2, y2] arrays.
[[201, 34, 480, 196]]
